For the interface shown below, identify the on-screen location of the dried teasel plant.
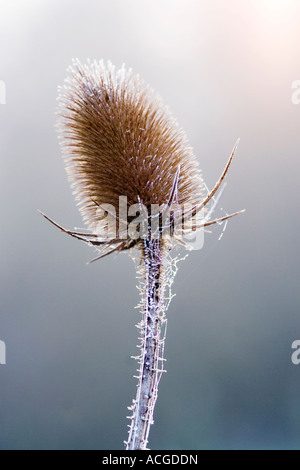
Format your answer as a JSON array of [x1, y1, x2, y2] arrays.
[[39, 59, 244, 450]]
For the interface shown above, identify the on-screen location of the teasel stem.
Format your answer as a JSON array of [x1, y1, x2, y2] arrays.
[[126, 238, 168, 450]]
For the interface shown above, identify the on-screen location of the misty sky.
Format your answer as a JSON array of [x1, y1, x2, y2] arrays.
[[0, 0, 300, 450]]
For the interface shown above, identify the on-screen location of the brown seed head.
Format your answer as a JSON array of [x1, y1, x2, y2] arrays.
[[57, 59, 205, 242]]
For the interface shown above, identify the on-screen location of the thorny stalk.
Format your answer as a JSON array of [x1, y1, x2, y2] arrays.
[[126, 239, 168, 450]]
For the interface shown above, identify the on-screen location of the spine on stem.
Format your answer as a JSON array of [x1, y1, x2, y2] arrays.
[[126, 239, 168, 450]]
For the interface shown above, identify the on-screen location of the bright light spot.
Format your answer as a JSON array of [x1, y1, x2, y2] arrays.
[[259, 0, 293, 11]]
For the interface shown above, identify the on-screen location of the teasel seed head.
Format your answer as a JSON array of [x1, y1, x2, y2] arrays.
[[56, 59, 205, 253]]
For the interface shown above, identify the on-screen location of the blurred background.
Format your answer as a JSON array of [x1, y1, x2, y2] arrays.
[[0, 0, 300, 450]]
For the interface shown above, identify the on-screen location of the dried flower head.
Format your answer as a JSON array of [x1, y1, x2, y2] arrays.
[[59, 59, 204, 215], [40, 59, 242, 260]]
